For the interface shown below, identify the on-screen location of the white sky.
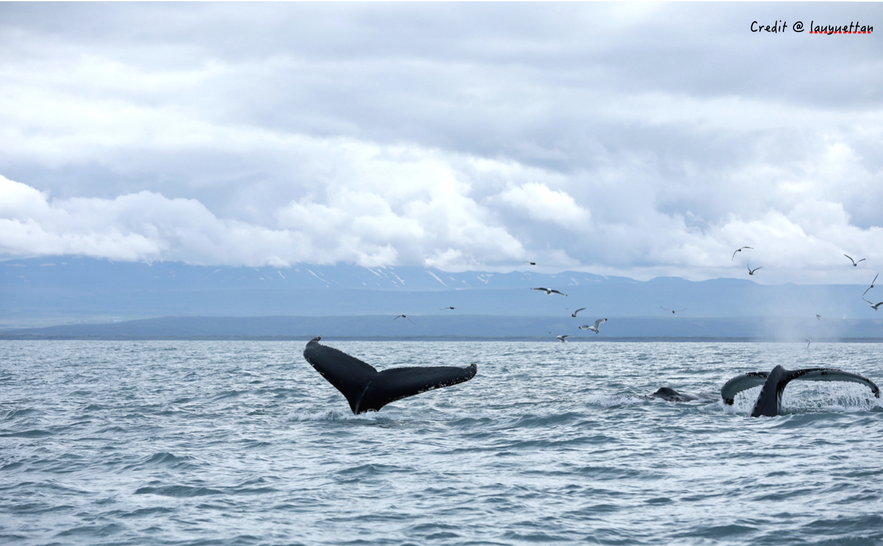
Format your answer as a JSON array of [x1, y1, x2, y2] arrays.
[[1, 2, 881, 284]]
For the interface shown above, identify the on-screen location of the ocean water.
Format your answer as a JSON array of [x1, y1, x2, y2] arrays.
[[1, 340, 882, 545]]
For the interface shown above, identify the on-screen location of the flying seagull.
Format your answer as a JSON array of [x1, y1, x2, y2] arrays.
[[863, 298, 883, 311], [525, 261, 537, 266], [440, 307, 458, 310], [816, 314, 823, 321], [531, 287, 568, 296], [862, 273, 879, 297], [568, 307, 587, 318], [660, 306, 687, 314], [748, 264, 762, 275], [806, 338, 812, 350], [550, 333, 570, 343], [845, 254, 866, 267], [731, 246, 754, 261], [394, 314, 416, 324], [579, 318, 608, 334]]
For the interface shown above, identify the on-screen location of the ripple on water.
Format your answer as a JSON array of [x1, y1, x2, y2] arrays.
[[134, 484, 225, 497], [0, 429, 53, 438]]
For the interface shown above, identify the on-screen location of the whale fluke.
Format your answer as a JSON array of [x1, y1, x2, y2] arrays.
[[302, 337, 477, 414], [721, 365, 880, 417]]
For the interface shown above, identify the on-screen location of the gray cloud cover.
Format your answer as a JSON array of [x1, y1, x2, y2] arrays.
[[1, 2, 881, 283]]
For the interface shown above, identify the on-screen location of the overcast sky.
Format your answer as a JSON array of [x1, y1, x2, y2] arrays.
[[1, 2, 881, 284]]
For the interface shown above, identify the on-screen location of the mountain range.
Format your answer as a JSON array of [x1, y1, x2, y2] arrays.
[[2, 256, 882, 339]]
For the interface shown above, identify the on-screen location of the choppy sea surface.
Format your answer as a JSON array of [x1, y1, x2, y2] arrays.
[[2, 340, 882, 545]]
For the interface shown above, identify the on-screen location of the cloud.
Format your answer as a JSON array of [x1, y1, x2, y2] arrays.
[[496, 182, 590, 229], [274, 145, 528, 269], [0, 175, 303, 266], [0, 175, 164, 260], [1, 155, 530, 270], [0, 3, 882, 284]]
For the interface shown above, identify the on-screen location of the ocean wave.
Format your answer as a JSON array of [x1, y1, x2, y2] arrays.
[[3, 340, 883, 546]]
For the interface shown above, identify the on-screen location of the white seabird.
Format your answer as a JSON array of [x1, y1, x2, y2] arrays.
[[731, 246, 754, 261], [579, 318, 608, 334], [862, 273, 878, 297], [845, 254, 866, 267], [531, 287, 568, 296]]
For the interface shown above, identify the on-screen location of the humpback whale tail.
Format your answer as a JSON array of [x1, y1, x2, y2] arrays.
[[302, 337, 477, 414], [721, 365, 880, 417]]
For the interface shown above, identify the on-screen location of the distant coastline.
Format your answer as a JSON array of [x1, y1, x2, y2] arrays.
[[2, 314, 882, 342], [3, 333, 883, 343], [4, 257, 883, 342]]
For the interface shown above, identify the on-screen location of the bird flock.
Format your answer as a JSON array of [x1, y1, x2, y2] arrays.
[[391, 260, 610, 341], [390, 249, 878, 342]]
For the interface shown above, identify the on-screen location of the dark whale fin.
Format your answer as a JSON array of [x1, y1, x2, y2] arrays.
[[721, 366, 880, 417], [647, 387, 715, 403], [651, 387, 698, 402], [302, 337, 477, 414]]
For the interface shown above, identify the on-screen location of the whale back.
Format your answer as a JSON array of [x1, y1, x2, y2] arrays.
[[652, 387, 697, 402]]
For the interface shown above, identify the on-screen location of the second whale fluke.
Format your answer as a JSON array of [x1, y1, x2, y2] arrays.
[[721, 365, 880, 417], [302, 337, 477, 414]]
